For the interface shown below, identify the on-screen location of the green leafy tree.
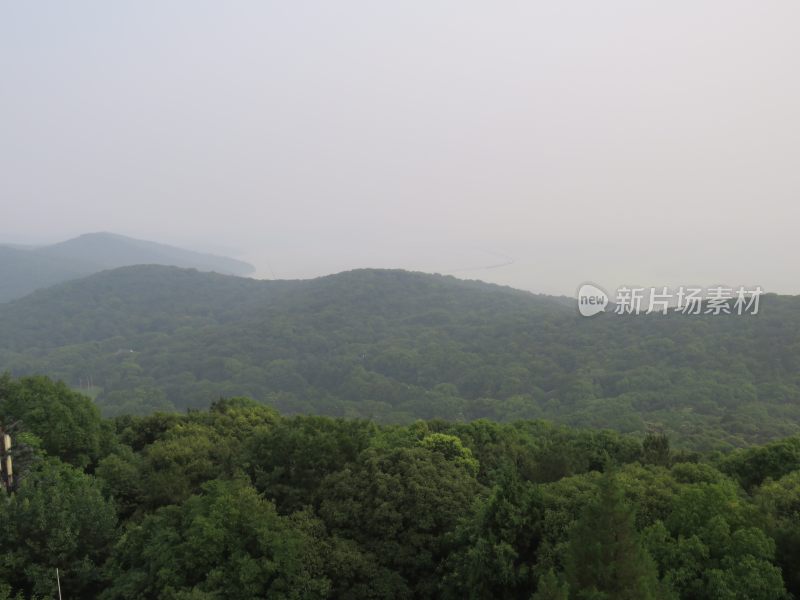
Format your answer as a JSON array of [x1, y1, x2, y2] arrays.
[[101, 478, 329, 600], [319, 445, 480, 598], [247, 416, 376, 513], [139, 422, 231, 508], [95, 444, 144, 519], [720, 437, 800, 489], [418, 432, 479, 476], [644, 481, 786, 600], [641, 432, 671, 467], [442, 470, 543, 599], [0, 459, 117, 598], [0, 374, 109, 468], [756, 470, 800, 595]]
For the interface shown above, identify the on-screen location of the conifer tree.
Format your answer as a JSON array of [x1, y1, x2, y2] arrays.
[[531, 570, 569, 600], [564, 473, 665, 600]]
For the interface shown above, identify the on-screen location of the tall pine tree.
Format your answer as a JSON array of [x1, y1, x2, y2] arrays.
[[564, 473, 667, 600], [532, 569, 569, 600]]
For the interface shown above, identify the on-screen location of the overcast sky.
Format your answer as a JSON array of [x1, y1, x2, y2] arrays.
[[2, 2, 799, 295]]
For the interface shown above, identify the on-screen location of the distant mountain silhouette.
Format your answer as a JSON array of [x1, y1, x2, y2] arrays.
[[0, 232, 254, 302]]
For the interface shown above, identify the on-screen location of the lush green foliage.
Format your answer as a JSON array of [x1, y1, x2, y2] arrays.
[[1, 376, 798, 598], [2, 266, 800, 450]]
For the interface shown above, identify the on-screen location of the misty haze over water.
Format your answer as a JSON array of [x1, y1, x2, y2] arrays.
[[3, 2, 799, 295]]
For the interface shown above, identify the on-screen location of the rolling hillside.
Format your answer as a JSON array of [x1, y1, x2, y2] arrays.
[[0, 265, 799, 449]]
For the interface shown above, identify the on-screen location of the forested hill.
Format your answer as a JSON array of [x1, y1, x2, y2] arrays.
[[0, 232, 255, 302], [1, 265, 799, 449]]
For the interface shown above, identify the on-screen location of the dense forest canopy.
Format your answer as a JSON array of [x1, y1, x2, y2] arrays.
[[0, 375, 798, 599], [1, 266, 798, 450]]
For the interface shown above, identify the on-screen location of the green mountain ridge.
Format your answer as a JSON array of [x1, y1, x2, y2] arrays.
[[0, 264, 798, 450]]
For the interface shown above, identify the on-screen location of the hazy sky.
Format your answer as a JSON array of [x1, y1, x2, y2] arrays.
[[3, 2, 799, 295]]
